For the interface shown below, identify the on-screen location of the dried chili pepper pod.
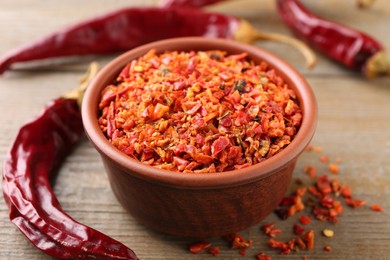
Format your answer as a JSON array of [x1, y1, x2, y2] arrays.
[[276, 0, 389, 77], [0, 6, 315, 75], [2, 63, 138, 259]]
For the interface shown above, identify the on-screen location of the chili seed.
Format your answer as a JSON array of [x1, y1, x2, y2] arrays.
[[322, 229, 334, 237]]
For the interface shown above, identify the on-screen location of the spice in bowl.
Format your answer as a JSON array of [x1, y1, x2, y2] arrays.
[[98, 49, 302, 173], [82, 37, 317, 238]]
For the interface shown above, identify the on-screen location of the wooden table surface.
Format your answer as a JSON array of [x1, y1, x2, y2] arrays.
[[1, 0, 389, 259]]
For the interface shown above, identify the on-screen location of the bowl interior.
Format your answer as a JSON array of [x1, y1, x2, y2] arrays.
[[82, 37, 317, 188]]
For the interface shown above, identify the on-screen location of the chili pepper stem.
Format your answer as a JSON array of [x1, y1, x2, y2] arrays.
[[62, 62, 99, 104], [234, 20, 316, 69], [357, 0, 376, 8], [365, 51, 390, 78]]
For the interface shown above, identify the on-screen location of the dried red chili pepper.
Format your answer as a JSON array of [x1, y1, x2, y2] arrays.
[[0, 6, 315, 75], [276, 0, 389, 77], [2, 64, 138, 259]]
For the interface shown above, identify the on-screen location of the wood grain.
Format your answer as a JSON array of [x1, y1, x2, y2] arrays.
[[0, 0, 389, 259]]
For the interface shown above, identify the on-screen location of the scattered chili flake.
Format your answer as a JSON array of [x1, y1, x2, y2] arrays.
[[256, 252, 272, 260], [269, 239, 289, 254], [316, 174, 332, 195], [231, 234, 253, 249], [98, 49, 302, 173], [370, 204, 383, 212], [322, 229, 334, 238], [304, 165, 317, 178], [345, 198, 366, 208], [261, 223, 282, 238], [294, 224, 305, 235], [324, 245, 332, 252], [320, 155, 329, 163], [189, 241, 211, 254], [340, 184, 352, 198], [299, 215, 311, 225], [302, 230, 315, 250], [307, 145, 323, 152], [328, 163, 339, 174], [239, 249, 246, 256], [207, 246, 220, 256], [295, 187, 307, 197]]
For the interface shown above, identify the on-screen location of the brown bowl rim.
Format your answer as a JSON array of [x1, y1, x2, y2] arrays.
[[82, 37, 317, 188]]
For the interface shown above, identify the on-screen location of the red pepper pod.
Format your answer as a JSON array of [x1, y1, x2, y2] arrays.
[[276, 0, 389, 77], [0, 6, 317, 74], [0, 7, 239, 75], [2, 94, 137, 258]]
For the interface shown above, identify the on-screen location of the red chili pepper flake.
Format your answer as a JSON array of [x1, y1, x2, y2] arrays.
[[370, 204, 383, 212], [239, 249, 246, 256], [261, 222, 282, 238], [189, 241, 211, 254], [207, 246, 220, 256], [256, 252, 272, 260], [302, 230, 315, 250], [340, 184, 352, 198], [275, 194, 305, 220], [295, 187, 307, 197], [328, 163, 339, 174], [98, 49, 302, 173], [294, 224, 305, 235], [324, 245, 332, 252], [320, 155, 329, 163], [230, 234, 253, 249], [299, 215, 312, 225], [316, 174, 332, 195], [304, 165, 317, 178], [269, 239, 289, 253], [345, 198, 366, 208]]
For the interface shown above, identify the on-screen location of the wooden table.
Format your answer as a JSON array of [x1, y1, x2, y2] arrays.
[[1, 0, 389, 259]]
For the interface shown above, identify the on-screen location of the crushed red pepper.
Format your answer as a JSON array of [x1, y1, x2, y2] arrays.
[[98, 49, 302, 172]]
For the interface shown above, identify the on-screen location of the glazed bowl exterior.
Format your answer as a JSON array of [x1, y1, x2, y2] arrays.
[[82, 37, 317, 238]]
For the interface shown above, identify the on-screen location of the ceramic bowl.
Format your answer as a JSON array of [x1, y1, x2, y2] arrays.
[[82, 37, 317, 238]]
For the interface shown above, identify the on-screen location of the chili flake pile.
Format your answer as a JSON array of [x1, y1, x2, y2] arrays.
[[98, 49, 302, 172]]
